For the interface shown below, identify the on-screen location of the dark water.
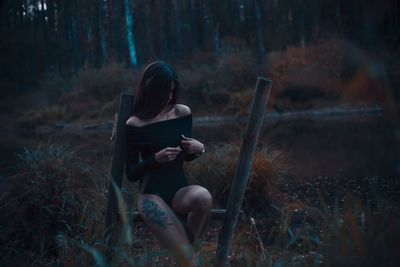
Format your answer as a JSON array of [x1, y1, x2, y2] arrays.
[[1, 116, 399, 203]]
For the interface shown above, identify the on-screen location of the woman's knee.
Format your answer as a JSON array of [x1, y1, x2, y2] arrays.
[[191, 188, 212, 211]]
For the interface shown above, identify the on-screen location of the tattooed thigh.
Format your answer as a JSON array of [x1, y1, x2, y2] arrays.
[[141, 199, 174, 229]]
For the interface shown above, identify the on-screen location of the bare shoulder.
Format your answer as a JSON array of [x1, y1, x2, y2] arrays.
[[126, 115, 141, 126], [174, 104, 191, 117]]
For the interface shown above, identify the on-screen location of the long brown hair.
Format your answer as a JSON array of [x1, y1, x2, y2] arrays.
[[132, 61, 180, 119]]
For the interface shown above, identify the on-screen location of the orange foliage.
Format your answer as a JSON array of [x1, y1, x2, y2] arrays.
[[267, 39, 392, 107]]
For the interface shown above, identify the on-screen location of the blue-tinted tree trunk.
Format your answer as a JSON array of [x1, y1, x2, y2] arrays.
[[214, 23, 220, 55], [125, 0, 137, 67]]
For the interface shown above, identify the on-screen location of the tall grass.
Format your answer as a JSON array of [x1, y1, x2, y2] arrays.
[[1, 141, 398, 266], [0, 142, 107, 266], [185, 142, 290, 212]]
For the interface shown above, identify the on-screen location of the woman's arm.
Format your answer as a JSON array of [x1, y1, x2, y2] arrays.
[[125, 148, 159, 182], [181, 134, 205, 162], [125, 146, 182, 181], [183, 149, 199, 162]]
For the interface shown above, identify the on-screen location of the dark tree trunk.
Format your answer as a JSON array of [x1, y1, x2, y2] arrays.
[[160, 0, 171, 59], [112, 0, 124, 61], [99, 0, 109, 65], [171, 0, 182, 58], [312, 0, 320, 40], [230, 0, 240, 38], [143, 2, 155, 61], [189, 0, 199, 53], [211, 0, 221, 55], [214, 23, 220, 55], [253, 0, 265, 56], [71, 0, 82, 70], [336, 0, 341, 28], [299, 0, 305, 47], [39, 0, 48, 70], [202, 0, 213, 51]]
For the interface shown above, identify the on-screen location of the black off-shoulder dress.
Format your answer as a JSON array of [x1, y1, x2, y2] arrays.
[[125, 113, 198, 207]]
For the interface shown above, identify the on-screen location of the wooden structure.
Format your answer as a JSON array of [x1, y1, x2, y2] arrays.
[[105, 76, 271, 264], [105, 94, 241, 233], [216, 77, 272, 266]]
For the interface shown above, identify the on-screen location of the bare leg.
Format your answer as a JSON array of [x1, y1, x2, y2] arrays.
[[137, 194, 196, 266], [172, 185, 213, 247]]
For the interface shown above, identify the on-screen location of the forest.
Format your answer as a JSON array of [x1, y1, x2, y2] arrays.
[[0, 0, 399, 266]]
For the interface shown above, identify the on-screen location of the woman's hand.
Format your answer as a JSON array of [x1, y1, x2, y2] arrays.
[[180, 134, 205, 154], [155, 146, 182, 163]]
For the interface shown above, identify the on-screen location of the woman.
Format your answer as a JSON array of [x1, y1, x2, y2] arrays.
[[125, 60, 212, 266]]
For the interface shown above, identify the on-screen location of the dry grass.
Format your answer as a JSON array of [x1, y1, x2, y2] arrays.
[[0, 142, 107, 266], [15, 63, 136, 128], [268, 39, 392, 111], [1, 141, 399, 266], [184, 142, 290, 210], [16, 105, 67, 128]]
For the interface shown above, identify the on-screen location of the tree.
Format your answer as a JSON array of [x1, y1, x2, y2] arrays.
[[125, 0, 137, 67], [253, 0, 265, 56]]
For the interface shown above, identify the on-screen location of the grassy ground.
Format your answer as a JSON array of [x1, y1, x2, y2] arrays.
[[1, 37, 398, 266], [1, 141, 399, 266]]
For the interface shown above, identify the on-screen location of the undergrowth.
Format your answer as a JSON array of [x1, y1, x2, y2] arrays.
[[1, 141, 399, 266], [14, 38, 394, 129]]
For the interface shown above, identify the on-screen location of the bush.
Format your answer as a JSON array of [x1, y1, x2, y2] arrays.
[[0, 143, 105, 265], [72, 63, 137, 102], [185, 142, 290, 210], [15, 106, 67, 128], [178, 47, 264, 115], [56, 63, 136, 122], [267, 38, 391, 110]]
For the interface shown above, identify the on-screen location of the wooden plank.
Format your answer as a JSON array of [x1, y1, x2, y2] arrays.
[[216, 77, 272, 266], [105, 93, 135, 233], [126, 209, 245, 222]]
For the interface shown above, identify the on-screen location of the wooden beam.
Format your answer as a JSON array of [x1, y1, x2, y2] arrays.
[[127, 208, 245, 222], [105, 93, 135, 233], [216, 77, 272, 266]]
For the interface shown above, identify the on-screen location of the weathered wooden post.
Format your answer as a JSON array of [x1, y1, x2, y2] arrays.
[[105, 93, 135, 234], [216, 77, 272, 266]]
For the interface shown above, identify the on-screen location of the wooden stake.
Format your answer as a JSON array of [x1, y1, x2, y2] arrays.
[[216, 77, 272, 266]]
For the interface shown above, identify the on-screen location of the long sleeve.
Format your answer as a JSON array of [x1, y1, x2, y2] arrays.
[[182, 114, 200, 162], [183, 149, 199, 162], [125, 146, 159, 182]]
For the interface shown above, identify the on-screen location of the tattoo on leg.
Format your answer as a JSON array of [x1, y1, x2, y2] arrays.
[[142, 199, 173, 229]]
